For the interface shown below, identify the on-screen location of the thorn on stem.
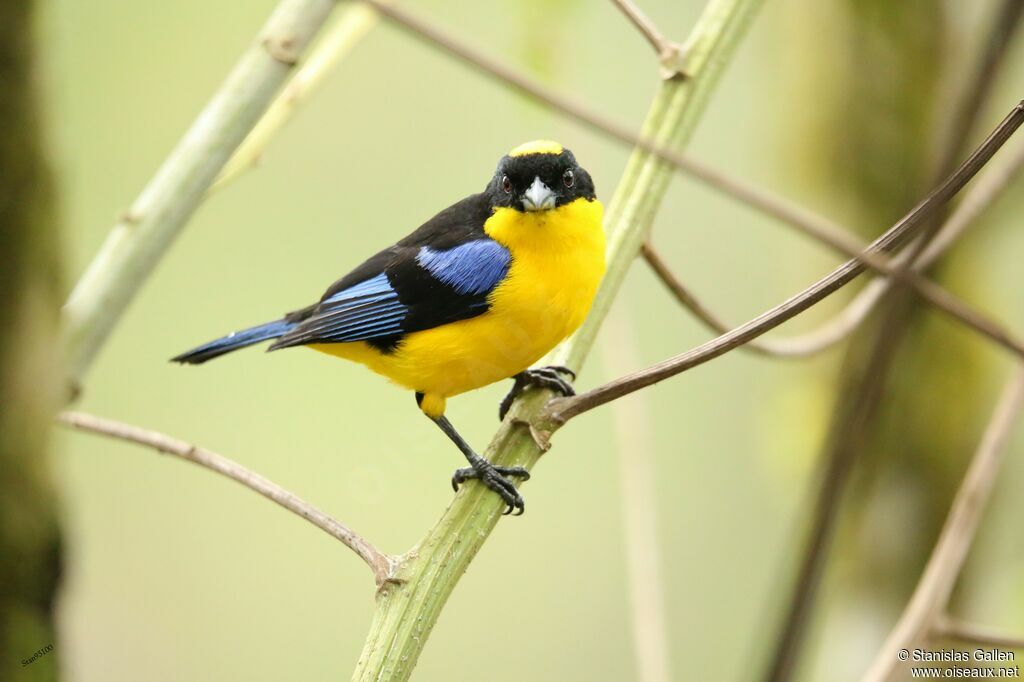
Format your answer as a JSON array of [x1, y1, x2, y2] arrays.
[[262, 34, 300, 66], [511, 417, 552, 452], [117, 208, 142, 226], [659, 43, 690, 80]]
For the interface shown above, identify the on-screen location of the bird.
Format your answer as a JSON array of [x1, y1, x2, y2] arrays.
[[172, 140, 605, 514]]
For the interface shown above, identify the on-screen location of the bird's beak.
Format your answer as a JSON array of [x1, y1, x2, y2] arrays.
[[521, 176, 556, 211]]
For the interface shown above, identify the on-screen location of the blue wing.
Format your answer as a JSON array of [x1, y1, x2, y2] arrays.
[[414, 240, 511, 296], [270, 238, 511, 350], [271, 273, 406, 346]]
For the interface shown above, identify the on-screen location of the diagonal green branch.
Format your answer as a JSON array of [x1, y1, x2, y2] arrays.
[[61, 0, 340, 387], [349, 0, 765, 679], [212, 2, 385, 192]]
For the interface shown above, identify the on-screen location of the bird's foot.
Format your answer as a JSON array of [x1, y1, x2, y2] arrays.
[[451, 462, 531, 515], [498, 366, 576, 421]]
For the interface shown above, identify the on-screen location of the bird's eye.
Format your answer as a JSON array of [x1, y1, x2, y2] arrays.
[[501, 175, 512, 194], [562, 169, 575, 188]]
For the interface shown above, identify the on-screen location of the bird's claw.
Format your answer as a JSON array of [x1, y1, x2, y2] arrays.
[[498, 365, 577, 421], [451, 464, 530, 515]]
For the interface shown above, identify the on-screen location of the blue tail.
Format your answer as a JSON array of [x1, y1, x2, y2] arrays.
[[172, 319, 295, 365]]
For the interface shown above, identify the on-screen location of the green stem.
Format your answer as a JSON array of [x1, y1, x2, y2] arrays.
[[61, 0, 338, 387], [556, 0, 760, 371], [212, 2, 385, 192], [351, 1, 764, 679]]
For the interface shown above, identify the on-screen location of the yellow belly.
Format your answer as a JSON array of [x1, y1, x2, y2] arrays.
[[311, 197, 605, 413]]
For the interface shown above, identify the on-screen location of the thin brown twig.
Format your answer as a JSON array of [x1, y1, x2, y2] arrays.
[[610, 0, 675, 56], [353, 0, 1023, 363], [887, 0, 1024, 279], [918, 138, 1024, 266], [545, 100, 1024, 423], [934, 616, 1024, 651], [57, 411, 397, 586], [609, 0, 687, 77], [642, 240, 891, 357], [675, 169, 1024, 358], [861, 366, 1024, 682], [644, 239, 893, 357], [645, 225, 1024, 360], [931, 0, 1024, 197], [642, 242, 807, 357], [706, 190, 1024, 357], [641, 138, 1024, 359]]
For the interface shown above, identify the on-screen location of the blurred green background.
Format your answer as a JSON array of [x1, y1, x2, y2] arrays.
[[34, 0, 1024, 680]]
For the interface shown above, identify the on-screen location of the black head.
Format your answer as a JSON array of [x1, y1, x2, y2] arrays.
[[485, 140, 596, 213]]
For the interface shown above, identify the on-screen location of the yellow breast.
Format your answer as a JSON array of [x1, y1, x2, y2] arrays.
[[313, 197, 605, 402]]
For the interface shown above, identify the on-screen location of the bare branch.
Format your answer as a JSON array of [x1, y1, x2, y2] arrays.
[[934, 616, 1024, 651], [930, 0, 1024, 186], [57, 411, 397, 586], [609, 0, 688, 77], [919, 138, 1024, 267], [646, 122, 1023, 355], [861, 366, 1024, 682], [644, 132, 1024, 359], [352, 0, 1022, 363], [790, 138, 1024, 352], [545, 100, 1024, 423], [643, 241, 873, 358], [692, 181, 1024, 357]]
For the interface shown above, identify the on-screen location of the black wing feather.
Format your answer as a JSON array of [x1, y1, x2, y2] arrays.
[[271, 193, 508, 352]]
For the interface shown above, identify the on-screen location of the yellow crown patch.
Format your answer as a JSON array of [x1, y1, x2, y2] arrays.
[[508, 140, 563, 157]]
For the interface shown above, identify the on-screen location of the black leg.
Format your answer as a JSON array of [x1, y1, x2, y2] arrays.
[[498, 365, 577, 421], [431, 414, 530, 515]]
